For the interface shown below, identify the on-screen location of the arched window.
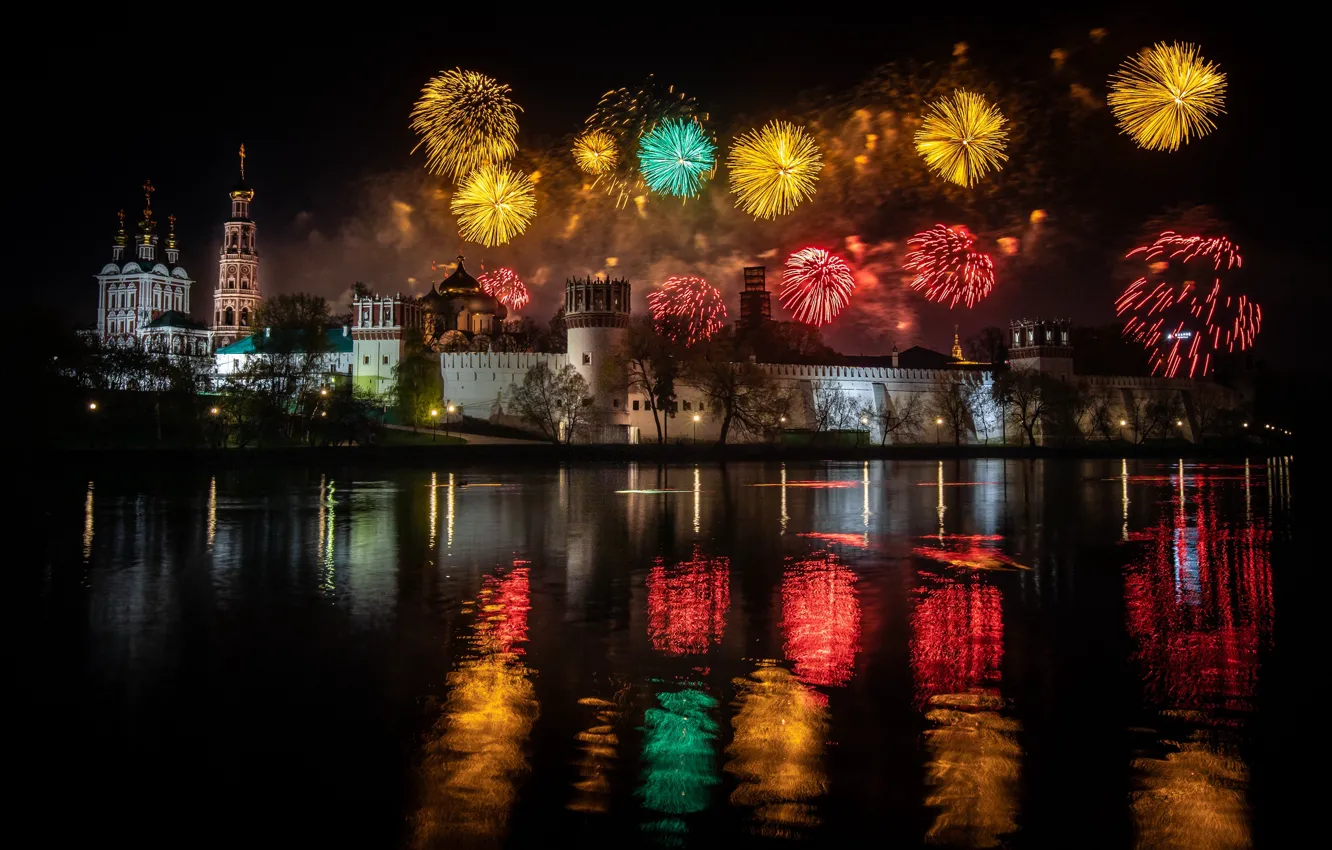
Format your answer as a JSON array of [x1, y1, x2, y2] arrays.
[[240, 308, 249, 327], [241, 278, 248, 290], [225, 307, 235, 326], [227, 279, 235, 290]]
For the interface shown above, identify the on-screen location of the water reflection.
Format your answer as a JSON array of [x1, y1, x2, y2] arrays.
[[1123, 467, 1275, 849], [647, 549, 731, 656], [82, 481, 94, 562], [911, 576, 1004, 704], [781, 552, 861, 687], [638, 688, 720, 843], [569, 683, 630, 815], [413, 564, 536, 847], [726, 663, 828, 838], [922, 692, 1021, 848]]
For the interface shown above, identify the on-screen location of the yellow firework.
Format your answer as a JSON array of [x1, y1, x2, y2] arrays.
[[411, 68, 522, 180], [1108, 42, 1226, 151], [914, 89, 1009, 188], [727, 120, 823, 219], [450, 164, 536, 247], [572, 129, 617, 175]]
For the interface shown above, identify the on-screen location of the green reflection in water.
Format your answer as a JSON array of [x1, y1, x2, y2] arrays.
[[638, 688, 720, 842]]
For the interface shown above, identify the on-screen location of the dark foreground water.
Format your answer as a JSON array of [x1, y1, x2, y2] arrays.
[[24, 459, 1297, 847]]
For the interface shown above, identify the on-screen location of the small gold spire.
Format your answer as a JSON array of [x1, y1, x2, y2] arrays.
[[239, 144, 246, 179], [951, 324, 963, 360], [114, 209, 127, 246], [166, 214, 178, 249]]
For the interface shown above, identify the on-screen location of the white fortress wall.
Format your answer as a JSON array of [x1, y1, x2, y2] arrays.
[[439, 352, 568, 419]]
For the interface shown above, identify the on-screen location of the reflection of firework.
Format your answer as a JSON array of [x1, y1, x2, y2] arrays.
[[585, 76, 702, 205], [410, 68, 522, 180], [647, 276, 728, 346], [572, 129, 617, 175], [450, 164, 537, 247], [903, 225, 996, 309], [727, 121, 823, 219], [781, 553, 861, 687], [911, 577, 1003, 703], [478, 267, 531, 312], [1109, 42, 1226, 152], [638, 118, 717, 199], [646, 550, 731, 655], [779, 248, 856, 326], [1116, 232, 1260, 378], [914, 89, 1009, 187]]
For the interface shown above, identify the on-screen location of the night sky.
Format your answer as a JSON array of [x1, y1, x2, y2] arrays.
[[30, 11, 1323, 367]]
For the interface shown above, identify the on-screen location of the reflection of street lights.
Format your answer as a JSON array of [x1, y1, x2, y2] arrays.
[[430, 408, 439, 441], [935, 417, 943, 445], [692, 413, 700, 443]]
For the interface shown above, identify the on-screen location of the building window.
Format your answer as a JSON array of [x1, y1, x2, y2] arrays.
[[698, 402, 705, 412], [363, 355, 370, 365], [612, 398, 620, 408], [240, 308, 249, 327], [683, 400, 692, 411], [582, 352, 591, 365], [382, 355, 389, 365], [632, 399, 640, 411]]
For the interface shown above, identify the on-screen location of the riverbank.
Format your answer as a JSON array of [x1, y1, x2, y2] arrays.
[[50, 438, 1291, 470]]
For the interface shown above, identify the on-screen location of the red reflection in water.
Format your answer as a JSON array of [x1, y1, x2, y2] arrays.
[[782, 553, 861, 686], [647, 550, 731, 656], [913, 535, 1029, 571], [480, 562, 531, 655], [1124, 484, 1273, 714], [911, 576, 1004, 704], [798, 532, 869, 548]]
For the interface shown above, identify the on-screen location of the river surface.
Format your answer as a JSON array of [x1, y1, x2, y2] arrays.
[[24, 458, 1297, 847]]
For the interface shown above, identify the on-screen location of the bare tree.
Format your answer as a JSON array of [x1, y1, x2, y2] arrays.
[[1189, 383, 1231, 441], [613, 316, 678, 444], [963, 373, 1000, 443], [1089, 390, 1118, 440], [930, 373, 974, 445], [860, 391, 927, 445], [808, 381, 856, 440], [994, 369, 1051, 447], [687, 339, 785, 446], [1124, 392, 1184, 444], [505, 362, 592, 443]]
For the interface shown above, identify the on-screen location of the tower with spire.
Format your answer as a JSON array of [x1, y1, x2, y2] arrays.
[[212, 145, 262, 347], [94, 180, 202, 354]]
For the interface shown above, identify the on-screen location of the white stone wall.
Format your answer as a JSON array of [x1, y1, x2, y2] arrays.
[[439, 352, 569, 419]]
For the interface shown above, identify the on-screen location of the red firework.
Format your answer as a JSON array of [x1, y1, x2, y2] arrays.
[[779, 247, 856, 326], [903, 224, 996, 309], [1115, 232, 1260, 378], [478, 267, 531, 312], [646, 275, 728, 345]]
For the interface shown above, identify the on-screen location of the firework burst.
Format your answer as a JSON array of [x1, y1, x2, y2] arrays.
[[1116, 232, 1259, 378], [914, 90, 1009, 188], [647, 276, 727, 346], [638, 118, 717, 199], [450, 164, 537, 247], [572, 129, 617, 175], [780, 248, 856, 326], [903, 225, 996, 309], [1108, 42, 1226, 152], [727, 121, 823, 219], [410, 68, 522, 180], [585, 76, 702, 206], [478, 267, 531, 312]]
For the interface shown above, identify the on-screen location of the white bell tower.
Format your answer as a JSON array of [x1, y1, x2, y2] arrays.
[[213, 145, 262, 347]]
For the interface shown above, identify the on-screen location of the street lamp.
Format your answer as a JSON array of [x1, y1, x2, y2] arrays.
[[320, 387, 328, 397], [1242, 422, 1248, 428], [936, 417, 943, 445], [88, 401, 98, 411], [692, 413, 700, 444], [430, 408, 439, 441], [446, 404, 456, 438], [210, 407, 219, 416]]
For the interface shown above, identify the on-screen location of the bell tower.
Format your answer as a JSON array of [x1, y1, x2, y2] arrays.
[[213, 145, 262, 347]]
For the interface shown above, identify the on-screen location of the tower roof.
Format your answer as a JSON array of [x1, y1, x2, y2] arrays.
[[437, 254, 481, 295]]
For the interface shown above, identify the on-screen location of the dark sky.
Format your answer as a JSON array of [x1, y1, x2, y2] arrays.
[[29, 11, 1324, 366]]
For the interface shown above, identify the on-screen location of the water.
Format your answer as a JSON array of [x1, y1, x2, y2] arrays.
[[23, 458, 1295, 847]]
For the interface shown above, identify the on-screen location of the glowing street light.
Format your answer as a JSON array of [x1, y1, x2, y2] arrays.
[[430, 408, 439, 441], [935, 417, 943, 445], [88, 401, 98, 411], [210, 407, 220, 416], [692, 413, 700, 444], [319, 387, 328, 397]]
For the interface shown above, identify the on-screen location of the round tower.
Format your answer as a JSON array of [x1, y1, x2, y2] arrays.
[[565, 276, 631, 426]]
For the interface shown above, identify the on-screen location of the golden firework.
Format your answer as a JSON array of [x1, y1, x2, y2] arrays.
[[411, 68, 522, 180], [727, 120, 823, 219], [572, 129, 617, 175], [1108, 42, 1226, 151], [914, 89, 1009, 188], [450, 164, 536, 247]]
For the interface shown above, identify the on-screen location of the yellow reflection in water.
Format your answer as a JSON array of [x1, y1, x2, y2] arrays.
[[937, 461, 946, 539], [1131, 734, 1250, 850], [429, 472, 438, 552], [726, 663, 828, 838], [922, 692, 1021, 848], [569, 688, 629, 814], [206, 476, 216, 549], [82, 481, 94, 562], [412, 567, 536, 847], [780, 464, 788, 534]]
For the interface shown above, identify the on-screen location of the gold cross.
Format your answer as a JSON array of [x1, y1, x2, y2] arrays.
[[143, 179, 155, 211], [239, 144, 246, 178]]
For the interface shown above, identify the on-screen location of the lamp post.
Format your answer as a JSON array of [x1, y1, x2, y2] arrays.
[[936, 417, 943, 445], [1119, 419, 1127, 443], [692, 413, 700, 444], [430, 408, 439, 441], [88, 401, 98, 411], [446, 405, 456, 439], [860, 415, 868, 447]]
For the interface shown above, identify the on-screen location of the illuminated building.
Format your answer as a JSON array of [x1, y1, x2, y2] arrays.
[[212, 146, 261, 348]]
